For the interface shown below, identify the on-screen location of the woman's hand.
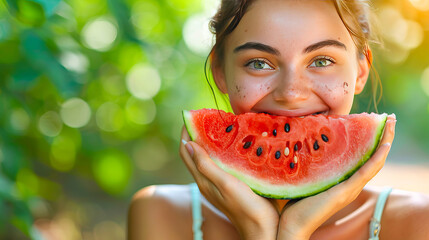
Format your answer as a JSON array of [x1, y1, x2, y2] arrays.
[[277, 115, 396, 240], [180, 126, 279, 240]]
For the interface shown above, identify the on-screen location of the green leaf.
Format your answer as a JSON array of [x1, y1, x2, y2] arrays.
[[0, 144, 25, 182], [0, 200, 9, 233], [20, 30, 79, 97], [29, 0, 61, 17], [107, 0, 138, 42], [0, 173, 16, 201], [4, 0, 19, 16], [5, 0, 46, 26], [11, 201, 33, 236], [9, 62, 41, 91], [0, 40, 20, 65]]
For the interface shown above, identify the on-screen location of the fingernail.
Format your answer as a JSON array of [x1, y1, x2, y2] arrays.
[[185, 142, 194, 157], [181, 139, 187, 145]]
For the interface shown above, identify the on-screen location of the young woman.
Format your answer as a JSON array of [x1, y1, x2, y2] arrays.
[[128, 0, 429, 239]]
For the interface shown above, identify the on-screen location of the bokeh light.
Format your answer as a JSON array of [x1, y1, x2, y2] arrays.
[[159, 52, 187, 86], [409, 0, 429, 10], [93, 221, 125, 240], [81, 17, 118, 52], [50, 135, 77, 172], [92, 150, 131, 195], [379, 7, 408, 44], [60, 51, 89, 75], [101, 75, 127, 96], [60, 98, 91, 128], [125, 63, 161, 100], [116, 43, 145, 73], [38, 111, 63, 137], [382, 43, 410, 65], [125, 97, 156, 125], [55, 36, 80, 51], [95, 102, 125, 132], [16, 168, 39, 197], [183, 13, 213, 56], [421, 67, 429, 97], [131, 1, 160, 37], [377, 6, 425, 64], [398, 20, 424, 50], [167, 0, 201, 12], [36, 215, 81, 240], [10, 108, 30, 133], [132, 137, 169, 171]]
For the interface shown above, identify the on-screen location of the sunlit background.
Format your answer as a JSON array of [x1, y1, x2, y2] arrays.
[[0, 0, 428, 239]]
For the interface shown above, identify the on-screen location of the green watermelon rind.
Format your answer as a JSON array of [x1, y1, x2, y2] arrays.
[[183, 110, 197, 141], [183, 110, 388, 199]]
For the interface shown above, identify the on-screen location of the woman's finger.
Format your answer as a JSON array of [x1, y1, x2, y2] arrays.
[[180, 127, 221, 195], [179, 126, 258, 203], [179, 127, 200, 179], [378, 114, 396, 147], [179, 127, 227, 206], [187, 141, 246, 195], [180, 126, 218, 181]]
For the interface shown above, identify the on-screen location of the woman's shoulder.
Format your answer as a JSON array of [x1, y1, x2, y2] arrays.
[[128, 184, 239, 240], [366, 186, 429, 239], [131, 184, 193, 209], [128, 184, 194, 240]]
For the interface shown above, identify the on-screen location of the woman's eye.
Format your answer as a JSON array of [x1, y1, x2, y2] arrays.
[[246, 59, 274, 70], [309, 57, 334, 68]]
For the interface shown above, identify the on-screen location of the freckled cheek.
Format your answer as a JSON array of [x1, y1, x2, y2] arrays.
[[226, 77, 267, 112], [312, 76, 355, 114]]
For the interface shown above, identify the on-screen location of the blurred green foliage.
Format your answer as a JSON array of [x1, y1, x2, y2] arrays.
[[0, 0, 428, 239]]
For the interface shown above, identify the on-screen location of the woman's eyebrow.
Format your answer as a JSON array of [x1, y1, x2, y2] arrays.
[[303, 39, 347, 53], [233, 42, 280, 55]]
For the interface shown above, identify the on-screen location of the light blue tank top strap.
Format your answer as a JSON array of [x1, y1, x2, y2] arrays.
[[368, 187, 393, 240], [190, 183, 204, 240]]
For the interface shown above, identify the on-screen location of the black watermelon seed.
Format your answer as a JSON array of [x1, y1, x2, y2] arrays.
[[321, 134, 329, 142], [290, 162, 295, 169], [243, 141, 252, 149], [294, 143, 299, 151], [273, 129, 277, 136], [284, 123, 290, 133], [226, 125, 233, 132], [256, 147, 263, 156], [313, 140, 319, 150], [275, 151, 281, 159]]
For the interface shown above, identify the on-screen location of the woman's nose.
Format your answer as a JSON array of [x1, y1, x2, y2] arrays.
[[272, 69, 311, 104]]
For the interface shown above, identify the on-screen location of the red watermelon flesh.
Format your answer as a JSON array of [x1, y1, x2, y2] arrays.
[[183, 109, 387, 199]]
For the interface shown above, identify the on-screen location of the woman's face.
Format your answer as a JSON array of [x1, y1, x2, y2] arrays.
[[213, 0, 370, 116]]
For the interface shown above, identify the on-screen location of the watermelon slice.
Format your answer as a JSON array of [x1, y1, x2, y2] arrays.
[[182, 109, 387, 199]]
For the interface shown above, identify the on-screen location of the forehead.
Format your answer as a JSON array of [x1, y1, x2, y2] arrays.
[[224, 0, 355, 55]]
